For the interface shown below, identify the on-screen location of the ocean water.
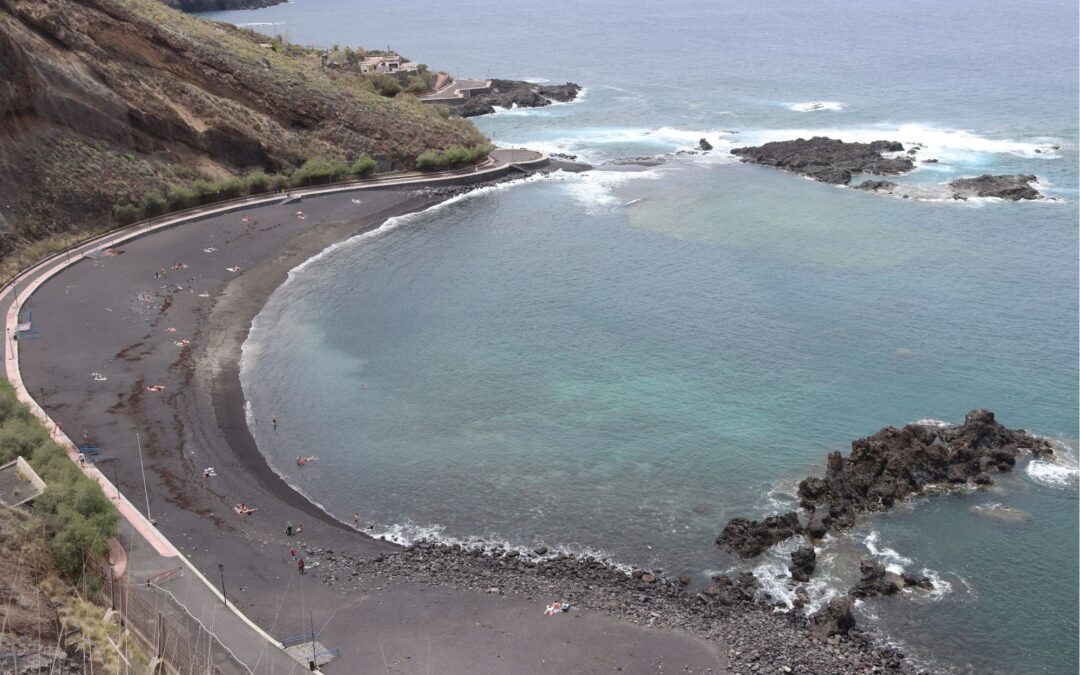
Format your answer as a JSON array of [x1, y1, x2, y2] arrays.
[[208, 1, 1079, 672]]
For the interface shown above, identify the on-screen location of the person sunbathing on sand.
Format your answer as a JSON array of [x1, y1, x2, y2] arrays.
[[146, 384, 165, 393]]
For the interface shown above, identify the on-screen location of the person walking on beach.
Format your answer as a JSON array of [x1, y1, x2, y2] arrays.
[[298, 558, 305, 575], [286, 521, 293, 537], [272, 415, 277, 430], [353, 512, 360, 529]]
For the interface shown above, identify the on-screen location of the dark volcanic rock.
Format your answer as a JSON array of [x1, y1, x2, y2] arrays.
[[458, 79, 581, 117], [851, 559, 934, 598], [698, 138, 713, 151], [855, 180, 898, 192], [722, 410, 1053, 559], [796, 409, 1053, 537], [808, 597, 856, 641], [949, 174, 1042, 201], [789, 546, 817, 582], [730, 136, 914, 185], [717, 511, 802, 558], [700, 572, 760, 607]]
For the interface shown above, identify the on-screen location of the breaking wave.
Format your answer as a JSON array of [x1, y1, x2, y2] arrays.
[[790, 101, 845, 112]]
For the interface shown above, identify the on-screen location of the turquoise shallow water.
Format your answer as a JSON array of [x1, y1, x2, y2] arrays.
[[209, 1, 1079, 671]]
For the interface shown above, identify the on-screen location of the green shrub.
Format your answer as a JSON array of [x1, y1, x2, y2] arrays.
[[137, 192, 166, 217], [350, 155, 377, 177], [269, 174, 290, 192], [243, 170, 273, 194], [113, 203, 139, 225], [415, 144, 494, 171], [291, 157, 350, 186], [189, 179, 218, 205], [166, 185, 197, 210], [405, 74, 429, 94], [216, 176, 246, 200], [370, 74, 401, 97]]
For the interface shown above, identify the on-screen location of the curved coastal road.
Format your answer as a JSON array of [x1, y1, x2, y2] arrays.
[[3, 154, 727, 674]]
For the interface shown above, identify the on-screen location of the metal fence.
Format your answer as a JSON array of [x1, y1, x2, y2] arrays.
[[88, 557, 250, 675]]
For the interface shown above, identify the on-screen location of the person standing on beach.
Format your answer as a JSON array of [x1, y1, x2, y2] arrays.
[[286, 521, 293, 537], [290, 546, 296, 558], [298, 558, 305, 575], [353, 513, 360, 529], [272, 415, 277, 430]]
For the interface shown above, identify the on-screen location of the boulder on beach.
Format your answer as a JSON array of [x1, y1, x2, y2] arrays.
[[789, 546, 817, 582], [698, 138, 713, 151], [729, 137, 914, 185], [808, 597, 856, 641], [949, 174, 1042, 201], [850, 559, 933, 598], [699, 571, 760, 607], [716, 511, 802, 558]]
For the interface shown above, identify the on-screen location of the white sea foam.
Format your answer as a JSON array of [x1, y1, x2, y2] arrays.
[[1025, 457, 1079, 488], [863, 531, 913, 568], [236, 21, 285, 27], [748, 538, 840, 614], [369, 521, 634, 572], [790, 101, 845, 112], [919, 568, 953, 601], [506, 126, 737, 164], [1024, 437, 1079, 488], [911, 418, 951, 428], [546, 165, 664, 213]]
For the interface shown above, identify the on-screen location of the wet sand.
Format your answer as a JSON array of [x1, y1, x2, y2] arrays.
[[17, 182, 729, 673]]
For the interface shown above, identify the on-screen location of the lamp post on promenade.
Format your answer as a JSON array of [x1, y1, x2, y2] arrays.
[[218, 564, 227, 607]]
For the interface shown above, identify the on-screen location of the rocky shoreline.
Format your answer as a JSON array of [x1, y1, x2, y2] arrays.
[[298, 539, 922, 674], [458, 79, 582, 117]]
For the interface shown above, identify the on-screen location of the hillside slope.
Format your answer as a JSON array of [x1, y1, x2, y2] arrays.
[[0, 0, 485, 253]]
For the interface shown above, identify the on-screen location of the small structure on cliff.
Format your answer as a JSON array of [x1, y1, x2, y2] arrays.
[[0, 456, 46, 508]]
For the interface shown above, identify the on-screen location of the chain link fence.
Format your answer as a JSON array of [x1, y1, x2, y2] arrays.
[[88, 557, 252, 675]]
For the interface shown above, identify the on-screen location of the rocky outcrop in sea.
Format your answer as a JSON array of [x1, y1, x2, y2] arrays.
[[457, 79, 582, 117], [718, 410, 1054, 561], [850, 559, 933, 598], [730, 137, 915, 185], [948, 174, 1042, 201]]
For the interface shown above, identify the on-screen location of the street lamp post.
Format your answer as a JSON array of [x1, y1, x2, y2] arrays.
[[218, 564, 227, 607]]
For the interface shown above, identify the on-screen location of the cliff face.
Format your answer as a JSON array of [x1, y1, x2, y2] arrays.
[[0, 0, 486, 252], [159, 0, 285, 11]]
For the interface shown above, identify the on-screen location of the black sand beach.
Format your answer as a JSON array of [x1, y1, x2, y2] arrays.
[[17, 177, 919, 673]]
